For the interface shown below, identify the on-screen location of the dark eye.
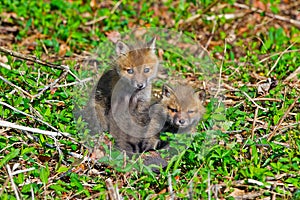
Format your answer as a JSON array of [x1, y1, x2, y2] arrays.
[[144, 68, 150, 73], [188, 110, 195, 114], [168, 106, 178, 113], [127, 69, 134, 74]]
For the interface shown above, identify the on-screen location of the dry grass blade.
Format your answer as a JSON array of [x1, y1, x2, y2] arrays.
[[268, 96, 300, 141], [0, 46, 81, 81], [6, 164, 21, 200], [234, 3, 300, 27]]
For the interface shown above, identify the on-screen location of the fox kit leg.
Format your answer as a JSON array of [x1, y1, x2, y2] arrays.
[[94, 102, 109, 132]]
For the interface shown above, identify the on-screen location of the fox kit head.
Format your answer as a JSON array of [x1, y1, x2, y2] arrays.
[[115, 38, 159, 90], [161, 84, 206, 132]]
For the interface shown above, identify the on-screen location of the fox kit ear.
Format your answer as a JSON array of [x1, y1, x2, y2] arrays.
[[116, 40, 130, 55], [194, 89, 206, 103], [147, 37, 156, 53], [162, 84, 174, 98]]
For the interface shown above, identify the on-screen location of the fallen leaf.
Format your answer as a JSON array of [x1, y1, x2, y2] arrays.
[[105, 31, 121, 43], [58, 43, 70, 57]]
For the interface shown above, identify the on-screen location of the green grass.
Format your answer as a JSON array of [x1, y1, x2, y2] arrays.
[[0, 0, 300, 199]]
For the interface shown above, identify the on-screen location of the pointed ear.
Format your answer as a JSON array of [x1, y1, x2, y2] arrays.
[[194, 89, 206, 103], [162, 84, 174, 98], [116, 40, 130, 55], [147, 37, 156, 53]]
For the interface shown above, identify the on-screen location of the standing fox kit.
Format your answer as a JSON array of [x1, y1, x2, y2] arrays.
[[94, 37, 159, 134]]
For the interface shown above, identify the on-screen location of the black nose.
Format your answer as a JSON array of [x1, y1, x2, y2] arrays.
[[137, 83, 144, 89], [179, 119, 185, 124]]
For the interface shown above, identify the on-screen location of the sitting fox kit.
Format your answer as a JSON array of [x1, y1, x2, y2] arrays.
[[159, 84, 206, 134], [110, 83, 206, 154], [94, 38, 160, 149], [83, 37, 206, 157]]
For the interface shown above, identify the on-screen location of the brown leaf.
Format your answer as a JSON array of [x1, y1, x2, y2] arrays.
[[58, 43, 70, 57], [38, 155, 51, 162], [105, 31, 121, 43], [50, 87, 57, 95]]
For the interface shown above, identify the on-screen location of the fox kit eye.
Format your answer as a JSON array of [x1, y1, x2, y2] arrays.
[[168, 106, 178, 113], [144, 68, 150, 73], [127, 69, 134, 74], [188, 110, 195, 114]]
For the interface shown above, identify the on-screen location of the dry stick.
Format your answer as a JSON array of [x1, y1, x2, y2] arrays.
[[268, 96, 300, 142], [0, 101, 77, 142], [0, 175, 10, 197], [0, 101, 59, 133], [214, 39, 226, 98], [267, 42, 296, 76], [84, 16, 107, 26], [32, 70, 69, 99], [0, 61, 11, 70], [242, 91, 268, 111], [251, 107, 259, 139], [188, 182, 193, 200], [6, 164, 21, 200], [199, 20, 216, 59], [0, 46, 81, 81], [168, 174, 175, 200], [0, 75, 33, 98], [207, 170, 211, 200], [105, 178, 117, 200], [234, 3, 300, 27], [253, 98, 281, 102], [257, 49, 300, 64], [284, 66, 300, 82], [54, 77, 93, 88], [0, 120, 62, 137]]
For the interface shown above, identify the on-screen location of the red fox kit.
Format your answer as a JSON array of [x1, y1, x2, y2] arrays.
[[79, 38, 158, 135], [109, 84, 206, 154], [94, 37, 159, 134], [160, 84, 206, 134]]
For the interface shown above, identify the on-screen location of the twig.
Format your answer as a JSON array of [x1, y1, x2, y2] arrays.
[[0, 174, 10, 197], [241, 91, 268, 111], [84, 16, 107, 26], [105, 178, 117, 200], [248, 179, 271, 189], [6, 164, 21, 200], [234, 3, 300, 27], [0, 120, 65, 137], [0, 46, 81, 81], [11, 167, 35, 176], [268, 96, 299, 141], [32, 70, 69, 99], [168, 174, 175, 200], [200, 20, 216, 58], [111, 0, 122, 14], [257, 49, 300, 64], [267, 42, 296, 76], [0, 61, 11, 70], [0, 75, 33, 98], [188, 182, 193, 200], [251, 107, 259, 139], [284, 66, 300, 82], [208, 170, 211, 200], [253, 97, 281, 102], [214, 39, 226, 98], [54, 77, 93, 88], [0, 101, 59, 132]]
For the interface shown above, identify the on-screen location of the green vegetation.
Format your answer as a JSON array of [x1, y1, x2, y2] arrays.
[[0, 0, 299, 199]]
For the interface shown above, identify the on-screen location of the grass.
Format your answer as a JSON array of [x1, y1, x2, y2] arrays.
[[0, 0, 300, 199]]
